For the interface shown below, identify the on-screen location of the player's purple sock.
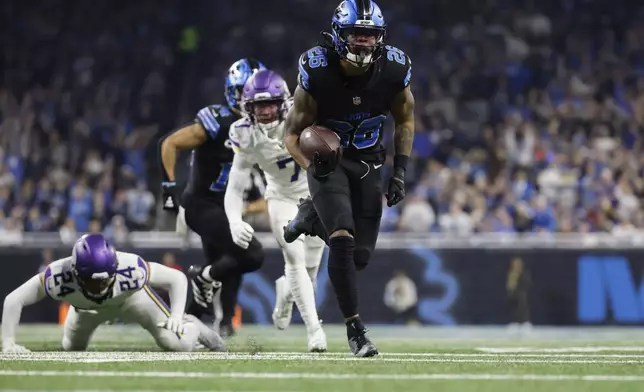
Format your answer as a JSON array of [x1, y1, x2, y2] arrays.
[[328, 235, 358, 318]]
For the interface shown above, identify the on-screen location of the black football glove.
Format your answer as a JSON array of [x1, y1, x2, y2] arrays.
[[161, 181, 179, 214], [309, 149, 342, 179], [386, 168, 406, 207]]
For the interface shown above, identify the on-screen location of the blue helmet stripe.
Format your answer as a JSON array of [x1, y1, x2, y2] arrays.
[[197, 107, 220, 139], [333, 0, 386, 28], [354, 0, 372, 19]]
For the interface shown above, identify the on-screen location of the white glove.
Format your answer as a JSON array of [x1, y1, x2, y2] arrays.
[[230, 221, 254, 249], [2, 341, 30, 353], [157, 315, 186, 335], [176, 206, 188, 236]]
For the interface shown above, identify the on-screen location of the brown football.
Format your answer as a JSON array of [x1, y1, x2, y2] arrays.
[[299, 125, 342, 161]]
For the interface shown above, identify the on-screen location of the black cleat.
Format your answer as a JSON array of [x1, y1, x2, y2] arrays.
[[349, 330, 378, 358], [188, 265, 221, 313], [347, 320, 378, 358], [283, 197, 319, 243]]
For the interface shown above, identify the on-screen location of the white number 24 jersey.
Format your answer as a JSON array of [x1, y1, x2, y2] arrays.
[[41, 251, 149, 311], [228, 116, 309, 202]]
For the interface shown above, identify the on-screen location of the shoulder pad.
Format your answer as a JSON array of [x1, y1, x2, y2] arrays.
[[383, 45, 412, 89], [229, 118, 253, 152], [114, 252, 149, 293], [42, 258, 75, 300], [297, 46, 329, 93], [212, 105, 234, 117], [195, 105, 234, 140]]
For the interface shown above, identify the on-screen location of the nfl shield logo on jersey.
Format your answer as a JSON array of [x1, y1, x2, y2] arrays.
[[352, 96, 361, 105]]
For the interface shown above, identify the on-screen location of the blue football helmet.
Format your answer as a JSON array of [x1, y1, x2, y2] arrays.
[[331, 0, 386, 67], [71, 233, 118, 300], [225, 58, 267, 110]]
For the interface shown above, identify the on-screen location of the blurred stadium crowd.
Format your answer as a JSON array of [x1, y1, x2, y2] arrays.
[[2, 0, 644, 237]]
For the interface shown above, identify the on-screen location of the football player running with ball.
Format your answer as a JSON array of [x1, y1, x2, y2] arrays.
[[224, 69, 327, 352], [283, 0, 415, 357], [2, 234, 225, 353]]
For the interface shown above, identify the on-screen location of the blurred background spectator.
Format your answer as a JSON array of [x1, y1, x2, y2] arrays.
[[3, 0, 644, 235]]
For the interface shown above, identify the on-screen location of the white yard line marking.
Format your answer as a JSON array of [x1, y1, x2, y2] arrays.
[[477, 347, 644, 353], [277, 352, 644, 358], [0, 390, 288, 392], [1, 370, 644, 382], [1, 352, 644, 364], [7, 351, 644, 358]]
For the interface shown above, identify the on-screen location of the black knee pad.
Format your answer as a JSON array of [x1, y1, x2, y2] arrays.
[[353, 248, 371, 271], [242, 246, 264, 273], [328, 235, 355, 270]]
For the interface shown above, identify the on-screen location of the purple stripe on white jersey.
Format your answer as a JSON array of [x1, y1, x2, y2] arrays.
[[43, 267, 53, 299], [137, 257, 149, 284]]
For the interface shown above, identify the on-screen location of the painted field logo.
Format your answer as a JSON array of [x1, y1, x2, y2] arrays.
[[578, 256, 644, 323]]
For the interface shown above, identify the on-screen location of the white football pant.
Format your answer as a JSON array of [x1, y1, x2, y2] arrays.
[[268, 198, 325, 331], [61, 286, 198, 352]]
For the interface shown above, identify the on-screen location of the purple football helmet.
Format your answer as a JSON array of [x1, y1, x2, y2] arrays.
[[71, 233, 118, 300], [241, 69, 290, 132]]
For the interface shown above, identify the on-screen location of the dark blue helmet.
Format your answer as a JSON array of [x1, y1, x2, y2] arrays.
[[331, 0, 386, 67], [71, 233, 118, 300], [225, 58, 267, 110]]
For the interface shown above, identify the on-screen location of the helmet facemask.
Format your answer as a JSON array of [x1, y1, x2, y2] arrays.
[[70, 234, 118, 302], [240, 69, 291, 140], [333, 23, 386, 68], [73, 269, 116, 301], [243, 97, 287, 138]]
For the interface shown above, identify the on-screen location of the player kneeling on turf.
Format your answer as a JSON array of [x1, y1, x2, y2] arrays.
[[1, 233, 226, 353]]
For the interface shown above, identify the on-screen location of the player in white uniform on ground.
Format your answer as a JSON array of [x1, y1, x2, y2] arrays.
[[1, 233, 226, 353], [223, 69, 327, 352]]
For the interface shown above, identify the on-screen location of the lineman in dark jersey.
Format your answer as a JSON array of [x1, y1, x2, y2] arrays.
[[159, 58, 267, 337], [282, 0, 415, 357]]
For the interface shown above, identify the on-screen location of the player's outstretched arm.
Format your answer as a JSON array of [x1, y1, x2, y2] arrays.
[[2, 274, 47, 351], [391, 86, 415, 159], [284, 86, 318, 169], [159, 123, 209, 213], [159, 123, 208, 182], [224, 153, 256, 249], [147, 262, 188, 318], [386, 86, 415, 207], [224, 152, 254, 224]]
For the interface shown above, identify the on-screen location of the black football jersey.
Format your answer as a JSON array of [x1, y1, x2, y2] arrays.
[[297, 44, 412, 163], [183, 104, 239, 201]]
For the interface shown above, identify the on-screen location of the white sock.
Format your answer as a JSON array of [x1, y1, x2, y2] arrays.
[[179, 322, 199, 352], [285, 262, 320, 331], [303, 238, 324, 301], [306, 267, 319, 297], [184, 314, 226, 351]]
